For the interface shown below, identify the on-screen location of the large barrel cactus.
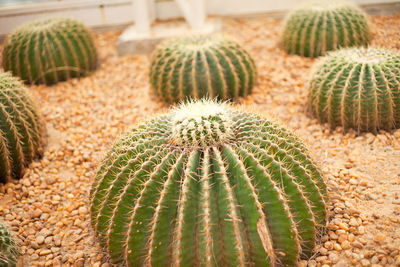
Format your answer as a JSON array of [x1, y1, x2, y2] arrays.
[[2, 17, 98, 85], [90, 99, 328, 266], [0, 72, 45, 183], [149, 34, 257, 103], [0, 223, 20, 267], [309, 48, 400, 133], [282, 0, 370, 58]]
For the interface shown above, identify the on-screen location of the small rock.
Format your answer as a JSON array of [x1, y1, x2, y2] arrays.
[[329, 252, 339, 263], [358, 226, 366, 235], [360, 259, 370, 266], [374, 234, 386, 243], [36, 235, 45, 245], [349, 218, 359, 227], [341, 240, 351, 250], [78, 206, 87, 216], [349, 178, 358, 185], [39, 249, 52, 256], [31, 209, 42, 218]]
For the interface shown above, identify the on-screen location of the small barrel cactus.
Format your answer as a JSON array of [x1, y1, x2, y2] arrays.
[[0, 72, 45, 183], [282, 0, 370, 58], [309, 47, 400, 133], [2, 17, 98, 85], [149, 34, 257, 103], [90, 99, 328, 266], [0, 223, 20, 267]]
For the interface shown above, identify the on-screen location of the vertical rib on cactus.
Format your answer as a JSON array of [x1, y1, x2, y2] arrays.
[[282, 0, 370, 58], [90, 99, 328, 266], [0, 72, 45, 183], [2, 17, 98, 85], [0, 223, 20, 267], [309, 47, 400, 133], [149, 34, 257, 103]]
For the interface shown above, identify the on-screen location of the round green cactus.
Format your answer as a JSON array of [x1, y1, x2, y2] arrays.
[[0, 223, 20, 267], [2, 17, 98, 85], [309, 47, 400, 133], [90, 99, 328, 266], [282, 0, 370, 58], [0, 72, 45, 183], [149, 34, 257, 103]]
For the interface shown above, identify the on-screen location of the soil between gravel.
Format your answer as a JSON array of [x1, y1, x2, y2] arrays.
[[0, 15, 400, 267]]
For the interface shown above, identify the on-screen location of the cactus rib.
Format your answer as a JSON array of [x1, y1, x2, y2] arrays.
[[2, 17, 98, 85], [150, 34, 257, 103], [0, 72, 45, 183], [282, 0, 370, 58], [309, 47, 400, 133], [90, 99, 328, 266]]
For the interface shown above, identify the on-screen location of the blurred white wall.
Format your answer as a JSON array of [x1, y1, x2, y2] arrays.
[[0, 0, 399, 37]]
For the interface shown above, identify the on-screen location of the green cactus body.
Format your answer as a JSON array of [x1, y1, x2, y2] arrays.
[[149, 34, 257, 103], [282, 0, 370, 58], [90, 100, 327, 266], [0, 223, 20, 267], [309, 48, 400, 133], [2, 17, 98, 85], [0, 72, 45, 183]]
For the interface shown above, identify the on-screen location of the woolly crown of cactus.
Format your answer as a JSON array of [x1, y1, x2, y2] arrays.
[[0, 223, 20, 267], [2, 17, 98, 85], [309, 47, 400, 133], [282, 0, 370, 58], [0, 72, 45, 183], [90, 99, 328, 266], [149, 34, 257, 103]]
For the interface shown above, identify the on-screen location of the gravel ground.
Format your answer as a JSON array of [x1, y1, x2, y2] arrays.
[[1, 15, 400, 267]]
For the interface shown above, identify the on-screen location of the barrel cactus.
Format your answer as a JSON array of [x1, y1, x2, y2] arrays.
[[282, 0, 370, 58], [309, 47, 400, 133], [90, 99, 328, 266], [149, 34, 257, 103], [0, 223, 20, 267], [2, 17, 98, 85], [0, 72, 45, 183]]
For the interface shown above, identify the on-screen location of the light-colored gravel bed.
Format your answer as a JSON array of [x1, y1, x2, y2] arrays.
[[0, 15, 400, 267]]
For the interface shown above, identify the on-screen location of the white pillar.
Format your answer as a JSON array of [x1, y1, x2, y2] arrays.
[[132, 0, 152, 33], [175, 0, 206, 29]]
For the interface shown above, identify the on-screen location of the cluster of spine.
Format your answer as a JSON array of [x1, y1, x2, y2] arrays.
[[282, 0, 370, 58], [149, 34, 257, 103], [2, 17, 98, 85], [0, 72, 45, 183], [309, 48, 400, 133], [0, 223, 20, 267], [90, 99, 328, 266]]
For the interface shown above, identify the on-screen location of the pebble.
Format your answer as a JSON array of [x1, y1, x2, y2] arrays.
[[36, 235, 45, 245], [40, 249, 52, 256], [341, 240, 351, 250], [0, 16, 399, 267], [360, 259, 371, 266], [329, 252, 339, 263]]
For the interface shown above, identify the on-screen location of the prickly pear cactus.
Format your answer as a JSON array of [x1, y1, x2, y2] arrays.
[[0, 72, 45, 183], [90, 99, 328, 266], [282, 0, 370, 58], [149, 34, 257, 103], [0, 223, 20, 267], [309, 48, 400, 133], [2, 17, 98, 85]]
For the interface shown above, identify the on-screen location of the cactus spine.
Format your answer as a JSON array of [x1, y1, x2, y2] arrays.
[[309, 47, 400, 133], [282, 0, 370, 58], [0, 223, 20, 267], [90, 99, 328, 266], [0, 72, 45, 183], [2, 17, 98, 85], [149, 34, 257, 103]]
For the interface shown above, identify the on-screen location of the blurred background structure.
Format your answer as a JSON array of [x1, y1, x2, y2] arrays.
[[2, 0, 400, 35]]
